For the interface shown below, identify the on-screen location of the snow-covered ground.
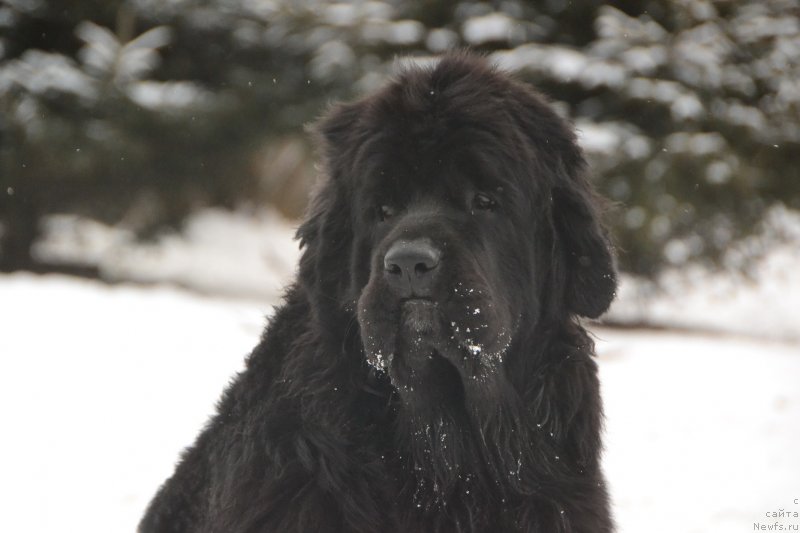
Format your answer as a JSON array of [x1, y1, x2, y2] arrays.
[[1, 273, 798, 533], [2, 207, 799, 531], [34, 209, 300, 302]]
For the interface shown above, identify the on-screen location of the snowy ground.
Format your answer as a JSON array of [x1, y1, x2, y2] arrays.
[[1, 273, 798, 533]]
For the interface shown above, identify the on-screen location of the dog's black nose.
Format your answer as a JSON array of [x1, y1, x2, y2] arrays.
[[384, 239, 441, 296]]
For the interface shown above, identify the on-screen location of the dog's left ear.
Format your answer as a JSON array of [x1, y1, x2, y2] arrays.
[[551, 182, 617, 318], [507, 79, 617, 318]]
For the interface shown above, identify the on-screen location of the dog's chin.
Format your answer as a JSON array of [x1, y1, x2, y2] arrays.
[[399, 298, 439, 334], [357, 281, 516, 387], [389, 300, 448, 388], [365, 301, 506, 391]]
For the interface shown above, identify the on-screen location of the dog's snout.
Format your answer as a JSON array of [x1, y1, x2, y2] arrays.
[[383, 239, 441, 296]]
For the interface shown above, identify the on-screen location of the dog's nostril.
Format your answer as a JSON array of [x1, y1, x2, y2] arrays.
[[387, 263, 402, 276], [414, 260, 435, 275]]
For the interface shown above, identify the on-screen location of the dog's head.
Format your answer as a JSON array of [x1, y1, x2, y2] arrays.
[[298, 54, 616, 403]]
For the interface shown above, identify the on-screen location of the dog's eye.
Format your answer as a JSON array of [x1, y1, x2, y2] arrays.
[[472, 192, 496, 211], [378, 205, 396, 221]]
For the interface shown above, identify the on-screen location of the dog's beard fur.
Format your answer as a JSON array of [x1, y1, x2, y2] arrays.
[[392, 360, 588, 521], [358, 292, 603, 522], [358, 299, 569, 508]]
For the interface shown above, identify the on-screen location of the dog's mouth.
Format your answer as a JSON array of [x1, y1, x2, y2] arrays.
[[400, 298, 438, 334], [396, 295, 510, 377], [358, 279, 515, 385]]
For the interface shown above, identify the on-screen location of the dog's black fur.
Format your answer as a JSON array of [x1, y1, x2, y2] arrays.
[[139, 53, 617, 533]]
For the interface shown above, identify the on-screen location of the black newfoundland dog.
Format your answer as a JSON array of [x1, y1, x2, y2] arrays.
[[140, 54, 617, 533]]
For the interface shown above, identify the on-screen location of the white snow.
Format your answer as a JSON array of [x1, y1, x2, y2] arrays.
[[0, 273, 798, 533], [311, 40, 357, 80], [493, 44, 588, 83], [426, 28, 459, 53], [76, 22, 172, 84], [664, 131, 727, 155], [0, 50, 97, 101], [362, 19, 425, 46], [323, 3, 359, 27], [599, 329, 800, 532], [462, 13, 518, 45], [126, 80, 211, 110], [0, 274, 268, 533], [576, 121, 622, 154], [34, 208, 300, 302], [3, 206, 799, 531]]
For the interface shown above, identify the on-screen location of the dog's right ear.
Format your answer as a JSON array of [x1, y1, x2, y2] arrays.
[[297, 102, 363, 250], [314, 101, 364, 179], [296, 102, 365, 317]]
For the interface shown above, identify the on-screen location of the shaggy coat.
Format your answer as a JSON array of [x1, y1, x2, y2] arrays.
[[140, 54, 617, 533]]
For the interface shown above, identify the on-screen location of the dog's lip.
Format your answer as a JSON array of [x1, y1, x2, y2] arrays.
[[399, 298, 439, 335], [400, 297, 435, 305]]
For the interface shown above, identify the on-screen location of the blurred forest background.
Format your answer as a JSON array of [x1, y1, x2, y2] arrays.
[[1, 0, 799, 279]]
